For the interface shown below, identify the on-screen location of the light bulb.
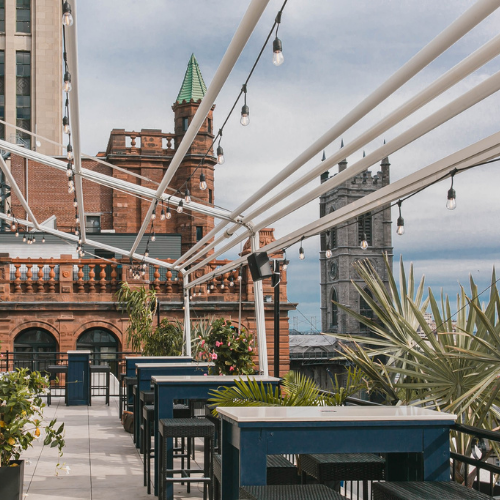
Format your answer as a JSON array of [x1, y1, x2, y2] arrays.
[[11, 223, 16, 231], [42, 236, 45, 243], [68, 178, 74, 188], [210, 283, 214, 290], [325, 248, 332, 258], [22, 234, 26, 243], [447, 188, 456, 210], [73, 197, 78, 208], [396, 216, 405, 235], [238, 275, 242, 281], [160, 209, 165, 221], [145, 250, 149, 258], [151, 233, 156, 242], [282, 262, 288, 271], [15, 230, 19, 237], [177, 200, 184, 213], [184, 189, 191, 204], [68, 184, 75, 194], [78, 238, 82, 244], [63, 72, 72, 92], [360, 235, 369, 250], [66, 144, 73, 160], [240, 105, 250, 126], [272, 37, 284, 66], [229, 278, 234, 287], [62, 1, 74, 26], [75, 229, 79, 236], [207, 288, 210, 294], [166, 207, 172, 219], [63, 116, 71, 135], [32, 236, 36, 243], [151, 211, 156, 221], [216, 146, 225, 165], [66, 164, 73, 177], [75, 216, 79, 224], [199, 173, 207, 191], [299, 247, 305, 260], [221, 283, 225, 289]]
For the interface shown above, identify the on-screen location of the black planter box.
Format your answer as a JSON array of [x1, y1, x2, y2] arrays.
[[0, 460, 24, 500]]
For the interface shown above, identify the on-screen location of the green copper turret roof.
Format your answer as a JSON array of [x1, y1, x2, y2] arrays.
[[176, 54, 207, 103]]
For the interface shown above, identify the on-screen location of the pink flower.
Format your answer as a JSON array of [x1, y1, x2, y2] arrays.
[[215, 341, 222, 347], [211, 352, 218, 360], [201, 340, 205, 346], [229, 366, 235, 372], [204, 373, 208, 376], [248, 346, 253, 352], [228, 342, 231, 346]]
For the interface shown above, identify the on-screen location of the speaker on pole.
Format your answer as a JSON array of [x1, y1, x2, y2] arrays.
[[247, 252, 273, 282]]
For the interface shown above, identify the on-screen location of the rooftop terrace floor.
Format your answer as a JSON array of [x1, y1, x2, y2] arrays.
[[22, 397, 205, 500]]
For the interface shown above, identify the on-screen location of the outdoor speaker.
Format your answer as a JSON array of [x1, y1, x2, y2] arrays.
[[247, 252, 273, 282]]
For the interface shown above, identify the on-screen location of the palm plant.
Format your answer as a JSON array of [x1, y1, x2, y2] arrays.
[[328, 255, 500, 483], [207, 368, 364, 413]]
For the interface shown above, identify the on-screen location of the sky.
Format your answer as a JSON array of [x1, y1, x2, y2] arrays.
[[75, 0, 500, 332]]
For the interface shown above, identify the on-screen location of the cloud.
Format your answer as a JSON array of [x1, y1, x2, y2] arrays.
[[76, 1, 500, 330]]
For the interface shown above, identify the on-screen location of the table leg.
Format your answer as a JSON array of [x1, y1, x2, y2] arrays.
[[423, 426, 450, 481]]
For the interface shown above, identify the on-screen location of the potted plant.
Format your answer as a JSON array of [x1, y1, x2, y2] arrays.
[[0, 368, 65, 500], [193, 318, 255, 375]]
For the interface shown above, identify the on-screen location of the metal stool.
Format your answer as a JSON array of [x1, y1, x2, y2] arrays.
[[372, 481, 494, 499], [214, 454, 299, 500], [46, 365, 68, 406], [300, 453, 385, 500], [239, 484, 347, 499], [159, 417, 214, 500], [142, 404, 191, 495]]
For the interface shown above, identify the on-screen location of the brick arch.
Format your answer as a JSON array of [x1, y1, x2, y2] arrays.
[[11, 321, 61, 346], [73, 321, 125, 350]]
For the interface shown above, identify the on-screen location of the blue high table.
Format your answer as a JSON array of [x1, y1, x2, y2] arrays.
[[217, 406, 457, 500], [152, 375, 281, 499], [133, 362, 211, 449]]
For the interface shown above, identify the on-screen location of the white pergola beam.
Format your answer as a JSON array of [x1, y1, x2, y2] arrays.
[[128, 0, 271, 257], [174, 0, 500, 268], [179, 30, 500, 270], [187, 130, 500, 288]]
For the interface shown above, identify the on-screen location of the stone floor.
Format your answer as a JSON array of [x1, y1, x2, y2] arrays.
[[21, 396, 207, 500]]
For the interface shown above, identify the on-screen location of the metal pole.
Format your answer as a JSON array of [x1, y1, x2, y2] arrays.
[[183, 274, 192, 357], [251, 232, 268, 376], [273, 261, 280, 378]]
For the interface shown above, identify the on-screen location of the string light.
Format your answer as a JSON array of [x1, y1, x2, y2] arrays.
[[446, 168, 457, 210], [396, 200, 405, 235], [63, 71, 72, 92], [282, 250, 288, 270], [42, 234, 45, 243], [62, 1, 74, 26], [229, 276, 234, 287], [240, 84, 250, 126], [199, 172, 207, 191], [15, 229, 19, 237], [272, 11, 284, 66], [151, 201, 157, 220], [75, 212, 79, 224], [66, 144, 73, 160], [325, 245, 332, 259], [166, 205, 172, 219], [177, 200, 184, 213], [184, 189, 191, 204], [160, 201, 166, 221], [63, 116, 70, 135], [299, 237, 305, 260], [73, 197, 78, 208], [360, 233, 369, 250], [22, 234, 26, 243], [151, 232, 156, 242]]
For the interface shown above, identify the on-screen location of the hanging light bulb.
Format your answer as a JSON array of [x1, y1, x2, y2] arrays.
[[325, 247, 332, 259], [22, 234, 26, 243], [63, 71, 72, 92], [76, 244, 81, 252], [145, 247, 149, 258], [32, 235, 36, 243], [63, 116, 70, 135], [73, 197, 78, 208], [166, 206, 172, 219], [199, 172, 207, 191], [66, 162, 73, 177], [15, 230, 19, 237], [299, 237, 305, 260], [151, 232, 156, 242], [66, 144, 73, 160], [78, 237, 82, 244], [11, 222, 16, 231], [75, 214, 80, 224], [229, 276, 234, 287], [68, 184, 75, 194], [272, 37, 284, 66], [74, 228, 79, 236], [360, 234, 369, 250], [62, 1, 74, 26], [216, 145, 225, 164], [210, 281, 215, 290], [160, 207, 166, 221], [42, 235, 45, 243], [177, 200, 184, 213], [446, 168, 458, 210], [184, 189, 191, 203], [396, 200, 405, 235], [240, 84, 250, 126]]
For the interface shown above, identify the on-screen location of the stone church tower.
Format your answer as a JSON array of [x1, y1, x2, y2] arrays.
[[319, 142, 393, 334]]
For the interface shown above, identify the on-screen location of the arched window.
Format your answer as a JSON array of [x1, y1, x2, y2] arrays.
[[330, 288, 338, 332], [14, 328, 58, 372], [77, 328, 119, 374], [359, 289, 375, 332]]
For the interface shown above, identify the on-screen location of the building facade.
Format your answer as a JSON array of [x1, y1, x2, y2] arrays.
[[0, 54, 295, 376], [0, 0, 62, 153], [319, 146, 393, 335]]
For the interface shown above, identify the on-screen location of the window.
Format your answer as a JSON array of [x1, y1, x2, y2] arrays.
[[77, 328, 119, 375], [330, 288, 338, 330], [182, 117, 188, 131], [14, 328, 57, 372], [196, 226, 203, 241], [16, 0, 30, 33], [208, 189, 213, 204], [0, 1, 5, 32], [330, 228, 337, 249], [207, 118, 212, 134], [359, 289, 374, 332], [358, 212, 372, 246], [86, 215, 101, 233], [16, 51, 30, 146]]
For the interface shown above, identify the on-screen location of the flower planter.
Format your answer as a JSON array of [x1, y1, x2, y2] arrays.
[[0, 460, 25, 500]]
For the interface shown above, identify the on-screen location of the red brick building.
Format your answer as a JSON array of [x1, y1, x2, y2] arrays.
[[0, 55, 295, 375]]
